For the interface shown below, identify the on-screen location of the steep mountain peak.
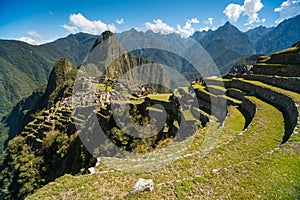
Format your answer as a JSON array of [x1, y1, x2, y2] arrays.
[[44, 58, 77, 104], [224, 21, 231, 26], [246, 25, 274, 45], [91, 30, 114, 51], [194, 20, 254, 73], [219, 21, 239, 32], [51, 57, 75, 76], [58, 57, 74, 73]]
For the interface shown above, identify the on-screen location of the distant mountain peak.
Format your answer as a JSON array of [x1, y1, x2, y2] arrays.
[[91, 30, 114, 51], [224, 21, 231, 26], [219, 21, 239, 32]]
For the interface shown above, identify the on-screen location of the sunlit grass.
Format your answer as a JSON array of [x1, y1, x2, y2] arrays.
[[96, 84, 113, 92], [147, 93, 172, 102]]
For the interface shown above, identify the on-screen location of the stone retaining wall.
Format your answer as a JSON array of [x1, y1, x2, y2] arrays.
[[253, 64, 300, 77], [242, 74, 300, 93], [229, 79, 299, 143], [226, 88, 256, 129], [194, 89, 228, 122]]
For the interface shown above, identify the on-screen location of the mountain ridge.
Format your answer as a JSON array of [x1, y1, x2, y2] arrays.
[[255, 14, 300, 54], [0, 33, 98, 119], [192, 21, 255, 74], [1, 14, 300, 121]]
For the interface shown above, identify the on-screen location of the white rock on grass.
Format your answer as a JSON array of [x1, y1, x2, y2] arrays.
[[129, 178, 154, 194], [88, 167, 95, 174]]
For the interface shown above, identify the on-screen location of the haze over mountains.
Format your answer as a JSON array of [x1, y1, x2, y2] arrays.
[[0, 14, 300, 122]]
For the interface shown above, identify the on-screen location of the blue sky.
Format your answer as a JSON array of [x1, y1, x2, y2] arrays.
[[1, 0, 300, 45]]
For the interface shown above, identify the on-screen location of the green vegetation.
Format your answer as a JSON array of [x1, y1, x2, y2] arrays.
[[0, 33, 98, 153], [27, 92, 300, 199], [206, 85, 227, 91], [0, 111, 95, 199], [25, 70, 300, 199], [46, 58, 78, 107], [146, 93, 172, 102], [0, 58, 94, 199], [96, 83, 113, 92], [275, 46, 299, 54]]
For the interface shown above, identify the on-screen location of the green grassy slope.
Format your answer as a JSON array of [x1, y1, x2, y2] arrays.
[[27, 94, 300, 199]]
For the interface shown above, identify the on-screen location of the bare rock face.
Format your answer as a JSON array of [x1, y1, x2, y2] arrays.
[[129, 178, 154, 194]]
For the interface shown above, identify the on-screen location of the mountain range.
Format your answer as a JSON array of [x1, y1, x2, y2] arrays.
[[0, 14, 300, 136]]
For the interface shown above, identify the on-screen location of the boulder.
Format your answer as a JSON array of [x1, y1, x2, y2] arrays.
[[88, 167, 96, 174], [129, 178, 154, 194]]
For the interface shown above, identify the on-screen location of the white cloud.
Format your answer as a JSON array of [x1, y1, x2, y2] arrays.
[[61, 24, 78, 32], [207, 17, 214, 25], [223, 0, 265, 25], [189, 18, 200, 24], [62, 13, 117, 34], [200, 18, 214, 32], [19, 37, 36, 44], [243, 0, 264, 25], [116, 18, 124, 25], [144, 17, 207, 37], [177, 18, 200, 37], [145, 19, 175, 34], [199, 26, 216, 32], [18, 31, 58, 45], [28, 31, 42, 38], [223, 3, 243, 22], [274, 0, 300, 23]]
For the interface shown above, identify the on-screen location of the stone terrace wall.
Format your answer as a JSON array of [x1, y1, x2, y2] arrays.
[[226, 88, 256, 129], [265, 52, 300, 65], [194, 88, 227, 122], [229, 79, 299, 143], [253, 64, 300, 77], [242, 74, 300, 93]]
